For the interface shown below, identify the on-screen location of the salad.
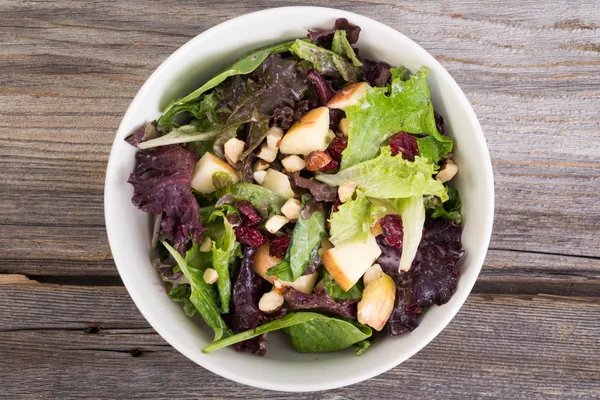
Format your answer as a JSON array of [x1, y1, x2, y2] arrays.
[[126, 18, 464, 356]]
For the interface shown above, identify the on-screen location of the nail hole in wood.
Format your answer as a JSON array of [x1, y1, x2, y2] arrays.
[[85, 325, 100, 334], [130, 348, 143, 358]]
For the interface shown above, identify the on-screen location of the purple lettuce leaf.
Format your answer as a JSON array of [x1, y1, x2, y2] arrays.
[[305, 69, 336, 105], [125, 122, 159, 147], [362, 59, 392, 87], [128, 145, 205, 254], [377, 219, 464, 336], [228, 246, 287, 355], [329, 108, 345, 131], [272, 100, 312, 130], [308, 18, 361, 48], [290, 172, 338, 202], [283, 287, 357, 320]]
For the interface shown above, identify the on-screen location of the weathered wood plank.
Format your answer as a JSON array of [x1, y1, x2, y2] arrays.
[[0, 280, 598, 398]]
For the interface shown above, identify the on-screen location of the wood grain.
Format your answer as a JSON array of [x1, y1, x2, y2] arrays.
[[1, 0, 599, 397], [0, 280, 598, 399]]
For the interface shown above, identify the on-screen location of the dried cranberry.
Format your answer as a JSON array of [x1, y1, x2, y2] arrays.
[[327, 137, 347, 162], [269, 235, 291, 258], [234, 226, 266, 247], [329, 108, 345, 130], [380, 214, 404, 248], [320, 159, 339, 172], [235, 201, 261, 226], [331, 197, 342, 213], [389, 132, 419, 161]]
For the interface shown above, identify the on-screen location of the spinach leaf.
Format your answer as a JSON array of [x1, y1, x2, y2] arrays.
[[159, 41, 296, 127], [290, 39, 359, 82], [429, 186, 462, 224], [341, 67, 453, 167], [216, 183, 286, 218], [286, 317, 372, 353], [266, 197, 326, 281], [203, 312, 371, 354], [353, 340, 371, 356], [162, 240, 232, 341], [243, 119, 270, 157], [201, 207, 242, 314], [331, 30, 362, 67], [322, 270, 363, 301]]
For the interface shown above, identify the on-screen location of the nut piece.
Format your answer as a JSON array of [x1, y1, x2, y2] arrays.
[[281, 198, 302, 221], [305, 150, 333, 172], [203, 268, 219, 284], [370, 221, 383, 237], [327, 129, 336, 142], [266, 127, 284, 149], [339, 118, 350, 136], [258, 290, 285, 313], [224, 138, 246, 166], [337, 180, 357, 203], [363, 264, 383, 287], [281, 155, 306, 172], [437, 159, 458, 183], [253, 159, 270, 171], [265, 215, 289, 234], [253, 170, 267, 184], [257, 144, 278, 163], [357, 272, 396, 331], [199, 237, 213, 252]]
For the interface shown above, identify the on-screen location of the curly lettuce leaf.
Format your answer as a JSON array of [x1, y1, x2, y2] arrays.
[[429, 186, 463, 224], [316, 147, 448, 202], [397, 196, 426, 272], [331, 30, 362, 67], [341, 67, 453, 167], [162, 241, 232, 341], [290, 39, 359, 82], [159, 41, 296, 127], [328, 190, 380, 246]]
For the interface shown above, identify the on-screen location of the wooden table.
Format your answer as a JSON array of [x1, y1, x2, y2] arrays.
[[1, 1, 599, 398]]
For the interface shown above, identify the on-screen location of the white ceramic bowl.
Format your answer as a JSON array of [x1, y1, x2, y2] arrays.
[[105, 6, 494, 392]]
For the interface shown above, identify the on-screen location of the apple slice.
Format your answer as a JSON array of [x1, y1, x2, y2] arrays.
[[322, 234, 382, 291], [279, 107, 330, 155], [253, 244, 318, 294], [327, 82, 371, 110], [260, 169, 295, 199], [190, 152, 239, 194]]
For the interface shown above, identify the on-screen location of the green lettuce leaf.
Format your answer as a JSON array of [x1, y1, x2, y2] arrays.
[[321, 270, 363, 301], [290, 39, 359, 82], [158, 91, 222, 131], [159, 40, 295, 127], [341, 67, 453, 167], [397, 196, 426, 271], [390, 67, 408, 81], [161, 241, 232, 341], [316, 147, 448, 202], [429, 186, 463, 224], [328, 190, 379, 246], [203, 312, 371, 354], [353, 339, 371, 356], [331, 30, 362, 67], [167, 284, 196, 317], [216, 183, 286, 218], [201, 206, 242, 314], [137, 124, 220, 150], [266, 197, 326, 281]]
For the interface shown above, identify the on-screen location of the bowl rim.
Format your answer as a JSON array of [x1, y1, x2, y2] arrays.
[[105, 6, 494, 392]]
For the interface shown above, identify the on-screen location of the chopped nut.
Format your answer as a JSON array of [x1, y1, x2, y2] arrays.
[[370, 221, 383, 237], [258, 290, 285, 313], [199, 237, 213, 252], [266, 127, 284, 149], [357, 272, 396, 331], [436, 159, 458, 183], [257, 144, 278, 163], [253, 170, 267, 184], [338, 180, 357, 203], [281, 155, 306, 172], [224, 138, 246, 166], [265, 215, 289, 234], [203, 268, 219, 284], [281, 198, 302, 221], [363, 264, 383, 287], [339, 118, 350, 136], [253, 159, 270, 171], [273, 279, 285, 293], [305, 150, 333, 172]]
